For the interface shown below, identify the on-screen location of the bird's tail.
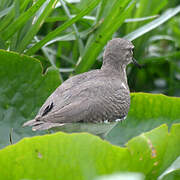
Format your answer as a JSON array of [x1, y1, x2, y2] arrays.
[[23, 119, 41, 127], [32, 122, 64, 131], [23, 118, 64, 131]]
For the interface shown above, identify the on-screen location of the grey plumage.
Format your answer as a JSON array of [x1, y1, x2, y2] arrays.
[[23, 38, 135, 136]]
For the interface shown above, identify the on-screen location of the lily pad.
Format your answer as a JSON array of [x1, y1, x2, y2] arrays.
[[0, 49, 61, 148], [106, 93, 180, 146], [0, 124, 179, 180]]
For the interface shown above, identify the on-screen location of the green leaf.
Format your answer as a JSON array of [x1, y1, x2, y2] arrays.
[[17, 0, 58, 53], [44, 29, 93, 46], [1, 0, 46, 41], [141, 51, 180, 63], [0, 0, 32, 33], [95, 172, 145, 180], [25, 0, 101, 55], [0, 124, 180, 179], [125, 15, 158, 23], [158, 156, 180, 180], [75, 0, 135, 74], [0, 5, 14, 18], [124, 5, 180, 41], [126, 0, 168, 33], [106, 93, 180, 146], [60, 0, 84, 56], [0, 49, 61, 148]]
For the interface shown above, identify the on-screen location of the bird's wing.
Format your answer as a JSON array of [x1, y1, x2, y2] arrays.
[[37, 69, 100, 116], [24, 97, 102, 127], [37, 79, 129, 124], [55, 69, 99, 94], [40, 98, 96, 123]]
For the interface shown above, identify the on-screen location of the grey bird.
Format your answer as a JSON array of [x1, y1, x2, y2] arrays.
[[23, 38, 138, 137]]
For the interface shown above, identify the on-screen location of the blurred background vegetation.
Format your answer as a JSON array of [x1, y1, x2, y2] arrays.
[[0, 2, 180, 178], [0, 0, 180, 96]]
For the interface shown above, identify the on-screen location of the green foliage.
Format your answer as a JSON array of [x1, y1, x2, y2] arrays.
[[25, 0, 101, 55], [0, 124, 180, 180], [158, 156, 180, 180], [0, 49, 60, 148], [75, 0, 135, 74], [106, 93, 180, 146], [0, 0, 180, 179], [0, 50, 179, 150], [0, 0, 179, 95]]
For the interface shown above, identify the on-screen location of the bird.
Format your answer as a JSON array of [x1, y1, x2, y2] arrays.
[[23, 38, 139, 137]]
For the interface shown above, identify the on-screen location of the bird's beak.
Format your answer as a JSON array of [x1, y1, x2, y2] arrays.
[[132, 58, 142, 68]]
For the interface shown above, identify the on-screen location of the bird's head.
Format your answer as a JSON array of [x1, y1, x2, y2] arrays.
[[103, 38, 139, 68]]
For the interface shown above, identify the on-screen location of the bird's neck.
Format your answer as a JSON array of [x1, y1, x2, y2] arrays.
[[101, 63, 128, 84]]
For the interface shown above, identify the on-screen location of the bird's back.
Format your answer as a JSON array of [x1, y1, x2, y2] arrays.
[[36, 69, 130, 124]]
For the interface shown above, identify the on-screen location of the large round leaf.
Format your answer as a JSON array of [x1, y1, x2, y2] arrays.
[[0, 49, 61, 148], [106, 93, 180, 146], [0, 124, 179, 180]]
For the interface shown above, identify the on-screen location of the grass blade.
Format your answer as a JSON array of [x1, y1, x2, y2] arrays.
[[126, 0, 168, 33], [125, 15, 158, 23], [1, 0, 46, 41], [25, 0, 101, 55], [0, 5, 14, 18], [0, 0, 32, 33], [75, 0, 135, 74], [17, 0, 58, 53], [59, 0, 84, 56], [124, 5, 180, 41]]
